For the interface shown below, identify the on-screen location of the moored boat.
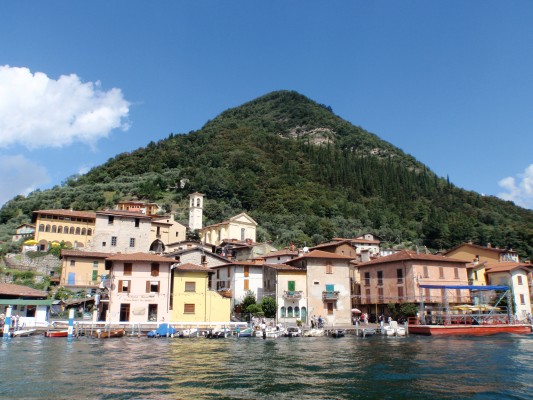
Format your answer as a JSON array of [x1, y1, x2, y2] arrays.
[[283, 326, 302, 337], [92, 329, 125, 339], [44, 330, 69, 338], [11, 329, 37, 337], [330, 329, 345, 338], [147, 323, 177, 338]]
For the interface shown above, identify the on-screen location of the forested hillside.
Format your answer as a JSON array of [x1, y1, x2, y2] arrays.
[[2, 91, 533, 259]]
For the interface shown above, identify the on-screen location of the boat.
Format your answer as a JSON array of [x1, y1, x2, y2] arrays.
[[44, 330, 69, 337], [206, 326, 231, 338], [409, 284, 533, 336], [283, 326, 302, 337], [304, 328, 325, 337], [237, 327, 253, 337], [179, 328, 198, 338], [92, 329, 125, 339], [147, 323, 177, 338], [396, 326, 407, 336], [360, 328, 376, 337], [11, 329, 37, 337], [265, 327, 284, 338], [383, 326, 395, 336], [330, 329, 345, 338]]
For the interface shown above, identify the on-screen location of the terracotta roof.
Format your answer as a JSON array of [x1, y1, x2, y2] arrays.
[[358, 250, 466, 267], [262, 249, 300, 258], [61, 250, 114, 258], [263, 263, 303, 271], [106, 252, 174, 263], [310, 240, 351, 250], [174, 263, 214, 273], [96, 209, 152, 219], [0, 283, 48, 298], [484, 262, 533, 274], [332, 237, 380, 245], [34, 209, 96, 219], [444, 243, 516, 255], [287, 250, 355, 263]]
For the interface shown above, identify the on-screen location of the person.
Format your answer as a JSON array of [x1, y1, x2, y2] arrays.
[[318, 315, 323, 328], [388, 316, 392, 324]]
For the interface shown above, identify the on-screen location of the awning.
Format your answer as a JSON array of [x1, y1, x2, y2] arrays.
[[0, 299, 52, 306]]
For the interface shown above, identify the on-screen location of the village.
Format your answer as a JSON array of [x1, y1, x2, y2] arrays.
[[2, 192, 533, 337]]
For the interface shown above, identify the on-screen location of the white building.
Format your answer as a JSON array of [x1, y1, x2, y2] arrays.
[[210, 261, 265, 308]]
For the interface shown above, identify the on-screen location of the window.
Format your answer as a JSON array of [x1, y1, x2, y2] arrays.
[[365, 288, 371, 302], [517, 275, 523, 285], [327, 302, 334, 315], [102, 241, 107, 247], [75, 227, 80, 235], [108, 216, 114, 225], [423, 266, 429, 278], [70, 260, 75, 267], [148, 304, 158, 322], [119, 304, 130, 322], [377, 271, 383, 286], [364, 272, 370, 286], [326, 262, 333, 274], [87, 229, 92, 236], [81, 228, 86, 235], [244, 279, 249, 291], [52, 225, 57, 233], [45, 225, 50, 232], [70, 227, 75, 234], [280, 307, 286, 318], [185, 282, 196, 292], [123, 263, 132, 275], [92, 270, 98, 281], [111, 236, 117, 246], [439, 267, 444, 279], [184, 304, 195, 314], [288, 281, 296, 291], [58, 226, 63, 234], [520, 294, 525, 305], [241, 228, 245, 241], [424, 288, 430, 299], [287, 306, 294, 317], [244, 266, 249, 277], [39, 224, 44, 231], [397, 269, 403, 284], [378, 287, 384, 302], [135, 218, 140, 228], [398, 286, 404, 302], [454, 268, 459, 279], [295, 306, 300, 318], [93, 261, 98, 269], [474, 271, 478, 280], [146, 281, 160, 293], [156, 226, 160, 236], [129, 238, 135, 248], [118, 280, 130, 293], [151, 263, 159, 277], [216, 269, 220, 278], [201, 255, 207, 264]]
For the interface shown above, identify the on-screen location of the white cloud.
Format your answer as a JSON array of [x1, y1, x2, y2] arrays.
[[498, 164, 533, 209], [0, 65, 130, 150], [0, 155, 50, 206]]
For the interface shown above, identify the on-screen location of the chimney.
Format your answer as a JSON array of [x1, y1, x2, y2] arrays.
[[360, 249, 370, 263]]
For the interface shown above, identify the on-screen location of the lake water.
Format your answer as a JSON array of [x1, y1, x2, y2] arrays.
[[1, 333, 532, 399]]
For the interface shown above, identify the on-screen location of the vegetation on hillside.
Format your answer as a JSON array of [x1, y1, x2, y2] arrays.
[[1, 90, 533, 260]]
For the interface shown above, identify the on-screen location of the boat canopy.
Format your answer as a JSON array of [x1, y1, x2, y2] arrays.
[[419, 284, 509, 291]]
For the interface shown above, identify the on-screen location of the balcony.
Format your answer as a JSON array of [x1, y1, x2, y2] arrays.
[[283, 290, 303, 300], [322, 290, 340, 301]]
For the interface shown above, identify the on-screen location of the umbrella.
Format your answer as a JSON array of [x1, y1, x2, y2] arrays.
[[50, 241, 61, 247], [23, 239, 38, 245], [351, 308, 362, 313]]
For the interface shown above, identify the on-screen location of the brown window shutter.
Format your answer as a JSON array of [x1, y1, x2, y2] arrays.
[[156, 282, 160, 293], [118, 280, 123, 292], [146, 281, 150, 293]]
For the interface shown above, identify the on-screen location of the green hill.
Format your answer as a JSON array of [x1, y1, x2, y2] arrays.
[[2, 90, 533, 259]]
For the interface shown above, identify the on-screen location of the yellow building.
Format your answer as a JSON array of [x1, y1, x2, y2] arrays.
[[170, 263, 231, 323], [60, 250, 111, 291], [33, 209, 96, 251], [116, 200, 161, 216], [444, 242, 520, 264], [201, 213, 257, 246]]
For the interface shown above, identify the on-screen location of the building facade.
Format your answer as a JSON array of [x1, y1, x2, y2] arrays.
[[201, 213, 258, 246], [60, 250, 110, 291]]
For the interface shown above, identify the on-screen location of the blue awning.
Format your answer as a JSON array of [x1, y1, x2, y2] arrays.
[[419, 284, 509, 291]]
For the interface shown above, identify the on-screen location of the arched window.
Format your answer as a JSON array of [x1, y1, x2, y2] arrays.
[[57, 226, 63, 234], [81, 228, 86, 235], [197, 198, 201, 207], [287, 306, 293, 318], [39, 224, 44, 232], [45, 225, 51, 232], [87, 228, 92, 236], [51, 225, 57, 233], [75, 227, 81, 235], [301, 307, 307, 322], [70, 227, 75, 234], [280, 307, 286, 318], [295, 306, 300, 318], [64, 226, 69, 234]]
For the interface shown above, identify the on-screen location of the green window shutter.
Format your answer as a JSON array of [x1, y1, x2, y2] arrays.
[[92, 270, 98, 281], [288, 281, 295, 291]]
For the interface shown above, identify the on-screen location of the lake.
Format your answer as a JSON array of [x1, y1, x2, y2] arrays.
[[1, 333, 532, 399]]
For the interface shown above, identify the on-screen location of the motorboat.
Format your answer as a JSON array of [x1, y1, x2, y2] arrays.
[[206, 326, 231, 338], [330, 329, 345, 338], [360, 328, 376, 337], [147, 323, 177, 338], [179, 328, 199, 338], [383, 326, 395, 336], [44, 330, 69, 337], [237, 327, 253, 337], [283, 326, 302, 337], [92, 329, 125, 339], [304, 328, 325, 337], [11, 329, 37, 337]]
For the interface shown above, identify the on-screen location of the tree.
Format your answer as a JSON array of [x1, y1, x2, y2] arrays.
[[241, 290, 257, 310], [260, 296, 276, 318]]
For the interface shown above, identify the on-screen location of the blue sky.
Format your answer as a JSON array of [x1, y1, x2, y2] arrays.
[[1, 1, 533, 209]]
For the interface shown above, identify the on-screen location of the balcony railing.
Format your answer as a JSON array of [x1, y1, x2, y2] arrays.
[[283, 290, 303, 300], [322, 290, 340, 301]]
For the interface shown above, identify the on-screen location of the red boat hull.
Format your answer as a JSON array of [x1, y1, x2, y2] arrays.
[[408, 324, 532, 336], [45, 330, 69, 337]]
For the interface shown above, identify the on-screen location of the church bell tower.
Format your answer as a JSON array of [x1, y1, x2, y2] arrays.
[[188, 192, 204, 231]]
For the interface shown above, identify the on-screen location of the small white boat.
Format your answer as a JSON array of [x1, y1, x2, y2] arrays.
[[360, 328, 376, 337], [305, 328, 325, 337], [383, 326, 395, 336], [283, 326, 302, 337], [396, 326, 407, 336], [180, 328, 198, 338], [11, 329, 37, 337]]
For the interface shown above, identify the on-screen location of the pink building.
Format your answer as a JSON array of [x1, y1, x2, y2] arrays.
[[357, 250, 468, 318], [105, 252, 174, 323]]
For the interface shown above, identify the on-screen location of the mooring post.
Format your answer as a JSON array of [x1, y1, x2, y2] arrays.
[[3, 306, 12, 338], [68, 309, 75, 339]]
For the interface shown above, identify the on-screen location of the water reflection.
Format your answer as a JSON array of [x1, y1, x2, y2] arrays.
[[0, 334, 532, 399]]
